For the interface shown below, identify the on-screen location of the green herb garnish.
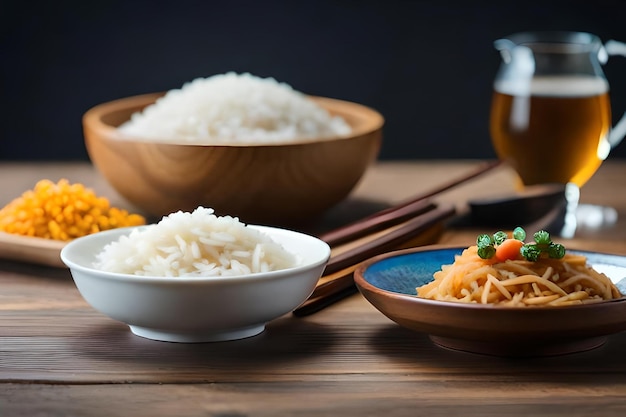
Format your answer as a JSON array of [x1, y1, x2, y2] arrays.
[[476, 227, 565, 261], [521, 230, 565, 261], [512, 226, 526, 241], [493, 230, 508, 245]]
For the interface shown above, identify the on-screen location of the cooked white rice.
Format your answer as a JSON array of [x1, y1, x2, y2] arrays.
[[117, 72, 351, 143], [93, 207, 299, 277]]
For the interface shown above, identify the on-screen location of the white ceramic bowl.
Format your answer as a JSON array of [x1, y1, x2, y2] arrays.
[[60, 225, 330, 343]]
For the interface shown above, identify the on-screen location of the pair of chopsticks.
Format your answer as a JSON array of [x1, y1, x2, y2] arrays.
[[292, 160, 502, 316]]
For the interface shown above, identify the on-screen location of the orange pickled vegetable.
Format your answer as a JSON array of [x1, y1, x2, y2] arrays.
[[495, 238, 524, 262], [0, 179, 145, 241]]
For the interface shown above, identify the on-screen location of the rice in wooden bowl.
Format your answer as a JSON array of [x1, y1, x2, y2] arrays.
[[82, 73, 384, 225]]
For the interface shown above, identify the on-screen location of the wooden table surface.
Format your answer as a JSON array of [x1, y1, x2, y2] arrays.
[[1, 159, 626, 416]]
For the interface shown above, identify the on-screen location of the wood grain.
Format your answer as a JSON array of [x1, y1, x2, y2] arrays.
[[2, 160, 626, 416], [3, 380, 626, 417], [0, 232, 66, 268], [3, 271, 626, 382]]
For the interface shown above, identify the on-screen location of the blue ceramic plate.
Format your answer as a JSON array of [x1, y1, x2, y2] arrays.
[[354, 245, 626, 356]]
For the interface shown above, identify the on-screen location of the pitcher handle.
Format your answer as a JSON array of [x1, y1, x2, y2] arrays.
[[604, 40, 626, 148]]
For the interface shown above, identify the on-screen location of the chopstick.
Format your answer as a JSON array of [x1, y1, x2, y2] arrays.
[[293, 218, 448, 317], [322, 203, 455, 276], [292, 160, 502, 317], [293, 205, 454, 316], [318, 199, 436, 247], [292, 284, 359, 317], [317, 159, 502, 247]]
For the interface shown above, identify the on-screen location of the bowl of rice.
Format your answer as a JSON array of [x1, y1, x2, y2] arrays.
[[83, 72, 384, 225], [60, 207, 331, 343]]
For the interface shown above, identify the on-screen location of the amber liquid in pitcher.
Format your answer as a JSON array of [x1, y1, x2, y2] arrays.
[[490, 75, 611, 187]]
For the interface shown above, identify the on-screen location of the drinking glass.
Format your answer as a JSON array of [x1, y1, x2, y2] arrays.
[[489, 31, 626, 235]]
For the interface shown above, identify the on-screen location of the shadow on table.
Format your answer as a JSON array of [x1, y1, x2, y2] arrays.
[[368, 324, 626, 382], [67, 315, 339, 374], [0, 258, 70, 279]]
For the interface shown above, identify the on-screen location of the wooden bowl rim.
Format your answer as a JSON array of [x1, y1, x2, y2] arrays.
[[83, 92, 384, 147]]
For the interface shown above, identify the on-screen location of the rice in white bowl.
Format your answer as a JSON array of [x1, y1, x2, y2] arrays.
[[117, 72, 351, 143], [93, 207, 299, 277]]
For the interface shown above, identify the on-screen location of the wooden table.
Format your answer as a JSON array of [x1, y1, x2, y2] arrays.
[[1, 160, 626, 416]]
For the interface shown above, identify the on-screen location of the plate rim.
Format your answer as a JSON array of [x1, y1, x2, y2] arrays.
[[354, 243, 626, 311]]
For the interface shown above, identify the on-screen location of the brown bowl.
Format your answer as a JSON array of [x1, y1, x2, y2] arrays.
[[83, 93, 383, 225], [354, 245, 626, 357]]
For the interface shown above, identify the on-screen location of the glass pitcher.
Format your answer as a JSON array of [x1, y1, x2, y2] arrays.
[[490, 31, 626, 188]]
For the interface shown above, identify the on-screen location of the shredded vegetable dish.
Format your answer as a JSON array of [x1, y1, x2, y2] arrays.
[[417, 228, 621, 306], [0, 179, 145, 241]]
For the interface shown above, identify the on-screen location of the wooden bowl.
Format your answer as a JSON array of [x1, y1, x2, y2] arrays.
[[83, 93, 383, 225]]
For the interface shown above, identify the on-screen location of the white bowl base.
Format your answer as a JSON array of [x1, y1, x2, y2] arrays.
[[128, 324, 266, 343]]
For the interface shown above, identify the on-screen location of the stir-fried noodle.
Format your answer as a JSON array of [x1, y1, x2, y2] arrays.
[[417, 246, 621, 306]]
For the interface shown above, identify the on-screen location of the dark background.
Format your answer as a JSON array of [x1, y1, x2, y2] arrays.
[[3, 0, 626, 161]]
